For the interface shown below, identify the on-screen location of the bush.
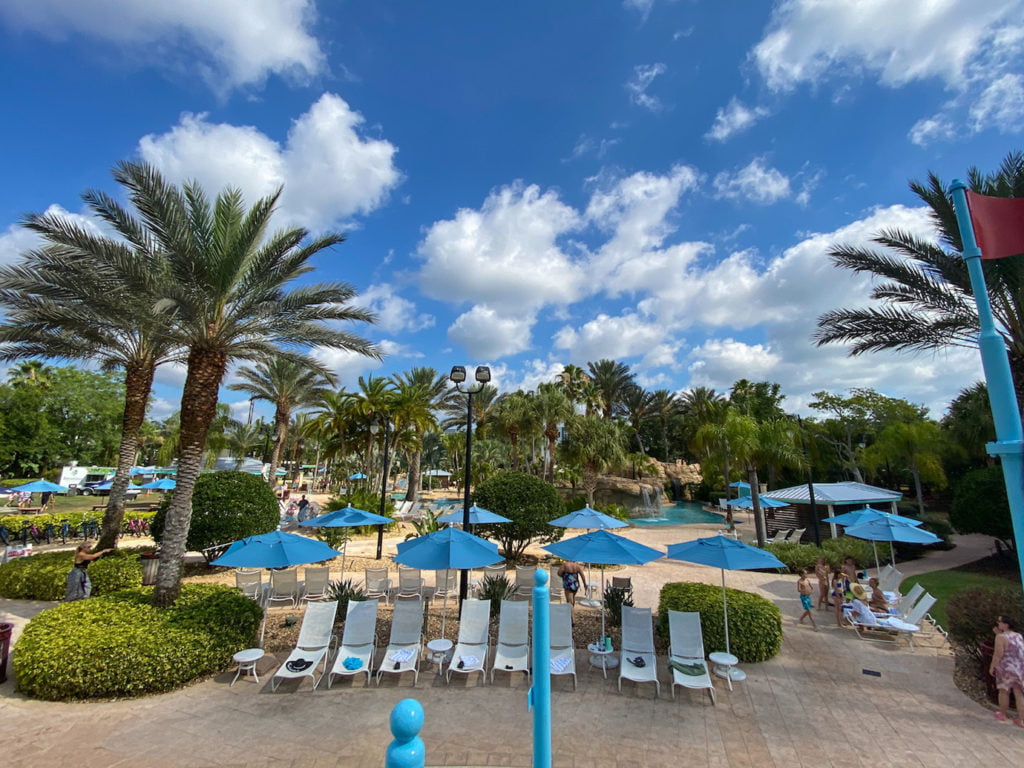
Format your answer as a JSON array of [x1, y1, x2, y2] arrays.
[[0, 548, 144, 600], [951, 466, 1014, 541], [151, 471, 279, 551], [473, 471, 564, 562], [657, 582, 782, 664], [14, 583, 263, 700], [947, 586, 1024, 656], [478, 574, 516, 616], [764, 537, 878, 573], [327, 578, 366, 619], [603, 585, 634, 627]]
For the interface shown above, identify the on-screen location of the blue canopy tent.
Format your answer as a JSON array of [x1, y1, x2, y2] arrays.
[[139, 478, 176, 491], [12, 480, 69, 494]]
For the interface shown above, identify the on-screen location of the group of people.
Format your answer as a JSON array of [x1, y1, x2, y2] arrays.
[[279, 493, 315, 524]]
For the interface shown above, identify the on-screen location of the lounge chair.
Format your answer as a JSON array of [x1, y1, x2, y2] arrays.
[[491, 600, 530, 683], [301, 566, 331, 602], [364, 567, 392, 603], [447, 599, 490, 685], [514, 566, 536, 600], [266, 568, 299, 608], [897, 584, 925, 619], [475, 563, 507, 597], [235, 569, 264, 605], [549, 603, 577, 690], [376, 599, 424, 686], [879, 567, 904, 593], [667, 610, 715, 704], [790, 527, 806, 544], [765, 528, 792, 544], [618, 606, 660, 696], [325, 599, 379, 687], [433, 569, 458, 601], [271, 600, 339, 691], [876, 563, 895, 585], [611, 575, 633, 600], [397, 567, 425, 599], [393, 500, 413, 520]]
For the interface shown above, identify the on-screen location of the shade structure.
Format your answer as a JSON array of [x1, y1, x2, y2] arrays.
[[139, 477, 176, 490], [13, 480, 69, 493], [666, 534, 784, 670], [348, 472, 367, 480], [92, 480, 114, 491], [298, 504, 394, 576], [725, 495, 789, 508], [396, 527, 503, 638], [543, 529, 663, 643], [822, 506, 923, 527], [548, 506, 627, 530], [437, 504, 511, 525], [211, 530, 340, 569], [844, 516, 941, 571]]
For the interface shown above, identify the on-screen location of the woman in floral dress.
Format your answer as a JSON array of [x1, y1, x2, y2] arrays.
[[990, 615, 1024, 726]]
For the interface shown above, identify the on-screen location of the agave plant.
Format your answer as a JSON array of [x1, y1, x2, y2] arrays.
[[404, 509, 441, 540]]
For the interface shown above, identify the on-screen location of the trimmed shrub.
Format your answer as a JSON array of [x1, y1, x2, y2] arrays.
[[14, 583, 263, 700], [0, 548, 143, 600], [764, 537, 877, 573], [151, 471, 279, 551], [947, 586, 1024, 656], [657, 582, 782, 663], [473, 471, 565, 562]]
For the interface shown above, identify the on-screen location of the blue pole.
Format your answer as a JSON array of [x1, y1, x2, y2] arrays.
[[951, 180, 1024, 587], [385, 698, 425, 768], [530, 569, 551, 768]]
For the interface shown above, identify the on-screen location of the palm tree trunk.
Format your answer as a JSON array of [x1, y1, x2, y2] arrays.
[[661, 421, 669, 462], [153, 350, 228, 608], [911, 462, 926, 515], [546, 433, 557, 483], [265, 403, 289, 489], [406, 449, 422, 501], [723, 456, 733, 528], [583, 468, 597, 507], [98, 362, 155, 550], [749, 467, 766, 547]]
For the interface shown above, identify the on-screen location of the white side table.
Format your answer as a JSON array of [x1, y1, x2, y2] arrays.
[[426, 638, 453, 675], [587, 642, 619, 678], [708, 651, 745, 690], [231, 648, 265, 686]]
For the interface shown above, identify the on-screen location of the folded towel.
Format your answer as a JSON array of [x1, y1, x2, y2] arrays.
[[342, 656, 362, 670], [669, 659, 706, 677], [550, 657, 571, 673], [388, 648, 415, 663]]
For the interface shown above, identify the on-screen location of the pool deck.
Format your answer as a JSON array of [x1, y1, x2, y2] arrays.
[[2, 522, 1021, 767]]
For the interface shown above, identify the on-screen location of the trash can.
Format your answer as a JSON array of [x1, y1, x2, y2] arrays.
[[140, 553, 160, 586], [0, 622, 13, 684]]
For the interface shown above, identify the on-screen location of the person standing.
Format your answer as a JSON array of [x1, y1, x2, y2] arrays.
[[65, 544, 113, 601], [830, 567, 850, 627], [556, 560, 587, 608], [990, 615, 1024, 726], [297, 494, 310, 522], [814, 556, 829, 610], [796, 569, 818, 630]]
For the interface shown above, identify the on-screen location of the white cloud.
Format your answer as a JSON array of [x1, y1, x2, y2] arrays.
[[627, 63, 668, 111], [969, 73, 1024, 133], [489, 359, 566, 394], [687, 339, 782, 383], [554, 313, 667, 364], [356, 284, 434, 334], [623, 0, 656, 18], [705, 98, 769, 142], [0, 205, 106, 267], [908, 114, 958, 146], [416, 183, 584, 313], [447, 306, 534, 360], [311, 346, 384, 388], [0, 0, 323, 92], [713, 158, 791, 205], [138, 93, 401, 232], [146, 395, 178, 422]]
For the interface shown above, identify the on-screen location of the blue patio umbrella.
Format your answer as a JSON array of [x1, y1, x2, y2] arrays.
[[822, 506, 923, 527], [549, 505, 627, 530], [543, 529, 663, 643], [844, 517, 940, 570], [666, 534, 785, 674], [139, 477, 176, 491], [299, 504, 394, 576], [348, 472, 367, 480], [437, 503, 511, 526], [396, 527, 502, 638], [725, 495, 789, 508], [13, 480, 69, 494]]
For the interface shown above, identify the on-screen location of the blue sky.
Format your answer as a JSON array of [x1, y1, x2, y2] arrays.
[[1, 0, 1022, 423]]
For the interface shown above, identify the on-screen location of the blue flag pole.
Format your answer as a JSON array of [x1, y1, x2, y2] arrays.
[[951, 180, 1024, 587], [529, 569, 551, 768]]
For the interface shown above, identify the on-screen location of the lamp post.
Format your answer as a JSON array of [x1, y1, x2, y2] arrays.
[[370, 415, 392, 560], [449, 364, 491, 602], [795, 415, 821, 546]]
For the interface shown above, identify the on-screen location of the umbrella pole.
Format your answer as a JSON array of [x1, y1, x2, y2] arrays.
[[441, 588, 448, 640], [721, 569, 730, 655], [600, 565, 607, 643], [872, 542, 880, 574], [890, 541, 896, 568]]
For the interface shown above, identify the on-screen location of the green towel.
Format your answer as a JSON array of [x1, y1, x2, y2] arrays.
[[670, 659, 706, 677]]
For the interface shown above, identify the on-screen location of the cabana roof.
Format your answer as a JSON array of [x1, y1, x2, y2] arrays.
[[764, 481, 901, 506]]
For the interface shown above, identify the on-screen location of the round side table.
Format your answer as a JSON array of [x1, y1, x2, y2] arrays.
[[587, 642, 619, 678], [708, 651, 745, 690], [231, 648, 265, 686], [426, 638, 453, 675]]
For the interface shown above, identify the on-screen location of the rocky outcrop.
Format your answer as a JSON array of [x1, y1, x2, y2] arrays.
[[592, 460, 703, 508]]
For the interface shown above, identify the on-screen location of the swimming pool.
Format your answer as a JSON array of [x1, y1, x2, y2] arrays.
[[630, 502, 726, 527]]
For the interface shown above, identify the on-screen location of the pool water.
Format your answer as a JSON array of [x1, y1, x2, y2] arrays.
[[630, 502, 726, 527]]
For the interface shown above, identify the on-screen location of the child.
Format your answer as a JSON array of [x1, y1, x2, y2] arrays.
[[814, 556, 829, 610], [797, 569, 818, 631]]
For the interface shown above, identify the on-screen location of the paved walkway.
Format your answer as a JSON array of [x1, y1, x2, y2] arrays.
[[2, 527, 1022, 767]]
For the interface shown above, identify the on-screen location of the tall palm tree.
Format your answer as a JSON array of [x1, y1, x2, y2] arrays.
[[863, 420, 947, 514], [492, 390, 537, 470], [815, 151, 1024, 409], [587, 359, 635, 419], [0, 177, 178, 550], [649, 389, 680, 461], [617, 383, 654, 455], [308, 388, 356, 489], [114, 162, 380, 607], [226, 420, 263, 467], [391, 367, 448, 500], [560, 414, 627, 508], [229, 356, 335, 487], [533, 382, 573, 482], [557, 363, 589, 410]]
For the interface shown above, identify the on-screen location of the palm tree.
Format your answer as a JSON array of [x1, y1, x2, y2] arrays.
[[557, 364, 589, 409], [617, 383, 654, 455], [942, 383, 994, 466], [116, 162, 380, 607], [587, 359, 635, 419], [649, 389, 680, 461], [308, 389, 357, 489], [560, 414, 627, 507], [229, 356, 335, 487], [815, 151, 1024, 409], [863, 420, 947, 514], [492, 390, 537, 470], [352, 375, 398, 489], [391, 367, 448, 500], [0, 176, 179, 550], [533, 382, 573, 482], [225, 421, 263, 467]]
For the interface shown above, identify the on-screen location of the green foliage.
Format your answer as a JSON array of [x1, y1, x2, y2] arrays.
[[0, 548, 143, 600], [327, 578, 366, 619], [657, 582, 783, 664], [321, 491, 398, 539], [474, 471, 565, 562], [946, 586, 1024, 656], [599, 503, 630, 522], [151, 471, 278, 550], [404, 509, 440, 540], [0, 510, 156, 534], [14, 584, 263, 700], [902, 570, 1021, 629], [603, 585, 634, 627], [950, 466, 1014, 541], [478, 574, 516, 616], [764, 537, 877, 573]]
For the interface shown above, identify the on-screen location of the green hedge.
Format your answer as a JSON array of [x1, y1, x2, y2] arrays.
[[946, 586, 1024, 656], [14, 584, 263, 700], [0, 548, 144, 600], [657, 582, 783, 664], [764, 537, 879, 573], [0, 510, 156, 533]]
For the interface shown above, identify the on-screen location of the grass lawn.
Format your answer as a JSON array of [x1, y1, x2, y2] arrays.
[[900, 570, 1021, 629]]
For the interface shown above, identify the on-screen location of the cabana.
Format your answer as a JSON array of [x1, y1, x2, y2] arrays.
[[762, 481, 903, 539]]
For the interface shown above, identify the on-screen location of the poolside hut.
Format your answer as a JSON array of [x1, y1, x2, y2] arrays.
[[761, 481, 904, 539]]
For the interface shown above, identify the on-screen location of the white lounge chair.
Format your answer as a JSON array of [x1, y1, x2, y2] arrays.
[[271, 600, 338, 691], [397, 567, 425, 599], [549, 603, 577, 690], [447, 599, 490, 685], [393, 500, 413, 520], [266, 568, 299, 608], [765, 528, 792, 544], [876, 563, 895, 585], [514, 566, 536, 600], [879, 567, 904, 593], [618, 606, 660, 696], [364, 567, 392, 603], [668, 610, 715, 705], [376, 599, 424, 685], [235, 569, 264, 605], [790, 527, 806, 544], [325, 599, 379, 687], [433, 569, 458, 600], [475, 563, 507, 597], [491, 600, 530, 683], [302, 566, 331, 602], [897, 584, 925, 619]]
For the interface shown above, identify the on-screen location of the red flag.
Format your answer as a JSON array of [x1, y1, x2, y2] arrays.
[[966, 191, 1024, 260]]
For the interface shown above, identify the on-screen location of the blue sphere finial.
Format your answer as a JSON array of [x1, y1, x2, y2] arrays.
[[535, 568, 548, 586]]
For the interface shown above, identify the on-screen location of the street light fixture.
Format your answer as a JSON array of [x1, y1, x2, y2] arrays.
[[450, 364, 491, 602], [370, 415, 392, 560]]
